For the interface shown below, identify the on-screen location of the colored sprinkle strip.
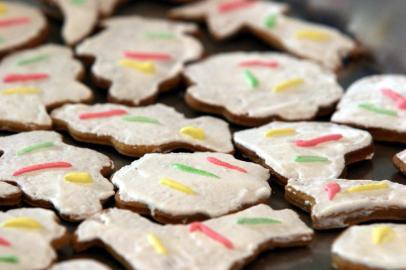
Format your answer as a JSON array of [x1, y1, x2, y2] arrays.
[[122, 115, 160, 124], [16, 141, 55, 156], [324, 182, 341, 200], [358, 103, 397, 117], [147, 233, 168, 255], [1, 87, 40, 95], [217, 0, 255, 13], [244, 70, 259, 88], [3, 73, 49, 83], [123, 51, 172, 61], [0, 4, 7, 15], [381, 88, 406, 109], [71, 0, 86, 5], [238, 60, 279, 68], [265, 128, 296, 138], [13, 162, 72, 176], [16, 54, 48, 66], [295, 30, 331, 41], [295, 156, 329, 163], [179, 126, 206, 140], [294, 134, 343, 147], [79, 109, 128, 120], [264, 14, 277, 28], [145, 32, 175, 40], [171, 163, 219, 178], [0, 237, 11, 247], [1, 217, 42, 229], [119, 59, 155, 74], [189, 222, 234, 249], [159, 177, 196, 195], [272, 78, 304, 93], [64, 172, 93, 184], [206, 157, 247, 173], [237, 217, 281, 225], [372, 225, 394, 245], [347, 182, 389, 193], [0, 17, 30, 28], [0, 255, 18, 264]]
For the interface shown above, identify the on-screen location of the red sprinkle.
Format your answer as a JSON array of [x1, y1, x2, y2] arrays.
[[294, 134, 343, 147], [79, 109, 128, 120], [0, 17, 30, 28], [123, 51, 172, 62], [207, 157, 247, 173], [13, 162, 72, 176], [324, 182, 341, 200], [218, 0, 255, 13], [381, 88, 406, 109], [189, 222, 234, 249], [0, 237, 11, 247], [238, 60, 279, 68], [3, 73, 49, 83]]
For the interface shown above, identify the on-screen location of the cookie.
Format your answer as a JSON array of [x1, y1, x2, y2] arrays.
[[51, 103, 234, 157], [0, 208, 67, 270], [286, 178, 406, 229], [332, 74, 406, 143], [0, 182, 21, 206], [0, 44, 93, 132], [169, 0, 356, 70], [50, 259, 111, 270], [76, 16, 203, 105], [393, 149, 406, 176], [183, 52, 343, 126], [0, 131, 114, 222], [0, 2, 47, 57], [233, 121, 374, 185], [113, 152, 270, 224], [74, 205, 313, 270], [332, 223, 406, 270]]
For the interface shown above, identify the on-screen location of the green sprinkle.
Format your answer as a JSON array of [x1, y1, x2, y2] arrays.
[[237, 217, 281, 225], [71, 0, 86, 5], [295, 155, 330, 163], [122, 115, 161, 124], [264, 14, 277, 28], [244, 70, 259, 88], [145, 32, 176, 40], [0, 37, 4, 44], [17, 54, 48, 66], [0, 255, 18, 264], [171, 163, 220, 178], [16, 141, 55, 156], [358, 103, 397, 117]]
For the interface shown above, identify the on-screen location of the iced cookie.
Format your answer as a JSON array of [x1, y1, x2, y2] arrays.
[[50, 259, 111, 270], [0, 182, 21, 206], [393, 149, 406, 176], [0, 208, 67, 270], [233, 121, 374, 184], [74, 205, 313, 270], [0, 131, 115, 222], [332, 74, 406, 143], [286, 178, 406, 229], [76, 16, 203, 105], [184, 52, 343, 126], [332, 223, 406, 270], [113, 152, 270, 223], [0, 44, 93, 132], [0, 2, 47, 57], [51, 103, 234, 157], [170, 0, 356, 70]]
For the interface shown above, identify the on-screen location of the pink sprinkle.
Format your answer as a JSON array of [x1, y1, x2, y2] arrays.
[[381, 88, 406, 110], [0, 17, 30, 28], [189, 222, 234, 249], [13, 162, 72, 176], [294, 134, 343, 147], [324, 182, 341, 200], [217, 0, 255, 13], [79, 109, 128, 120], [0, 237, 11, 247], [238, 60, 279, 68], [207, 157, 247, 173], [123, 51, 172, 61], [3, 73, 49, 83]]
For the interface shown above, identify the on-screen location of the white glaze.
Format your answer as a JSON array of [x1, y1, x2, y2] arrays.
[[0, 181, 19, 201], [50, 259, 111, 270]]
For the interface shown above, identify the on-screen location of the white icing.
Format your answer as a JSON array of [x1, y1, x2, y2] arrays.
[[0, 131, 114, 221], [76, 16, 203, 105], [332, 223, 406, 269], [185, 52, 343, 120], [113, 152, 270, 218], [332, 74, 406, 133], [0, 181, 19, 200], [51, 103, 234, 154], [286, 178, 406, 229], [50, 259, 111, 270], [75, 205, 313, 270], [233, 121, 373, 181]]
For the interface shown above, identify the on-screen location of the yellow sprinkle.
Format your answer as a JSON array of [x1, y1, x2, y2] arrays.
[[147, 233, 168, 255], [295, 29, 331, 41], [272, 78, 304, 93], [347, 182, 389, 193], [372, 225, 394, 245], [64, 172, 93, 184], [179, 126, 206, 140], [119, 59, 155, 74], [264, 128, 296, 138], [0, 217, 42, 230], [0, 3, 7, 15], [159, 177, 196, 195], [1, 87, 41, 95]]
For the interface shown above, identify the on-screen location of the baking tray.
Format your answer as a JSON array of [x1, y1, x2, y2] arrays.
[[2, 1, 406, 269]]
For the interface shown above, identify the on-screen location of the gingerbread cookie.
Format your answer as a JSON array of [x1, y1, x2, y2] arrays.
[[0, 2, 47, 57], [50, 259, 111, 270], [184, 52, 343, 126], [0, 208, 67, 270], [332, 74, 406, 143], [0, 44, 92, 132], [74, 205, 313, 270], [0, 182, 21, 206], [76, 16, 203, 105], [393, 149, 406, 176], [233, 121, 374, 185], [113, 152, 270, 223], [51, 103, 234, 157], [170, 0, 356, 70], [286, 178, 406, 229], [0, 131, 114, 222], [332, 223, 406, 270]]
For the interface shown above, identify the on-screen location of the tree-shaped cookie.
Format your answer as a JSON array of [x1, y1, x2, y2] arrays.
[[170, 0, 356, 70], [234, 121, 374, 184], [74, 205, 313, 270], [332, 74, 406, 143], [184, 52, 344, 126], [0, 208, 67, 269], [50, 259, 111, 270], [51, 103, 234, 156], [393, 149, 406, 176], [0, 44, 92, 132], [0, 131, 114, 221], [76, 16, 203, 105], [0, 182, 21, 206]]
